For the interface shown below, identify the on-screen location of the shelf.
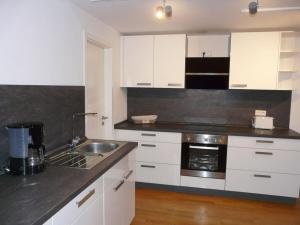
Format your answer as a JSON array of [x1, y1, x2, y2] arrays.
[[279, 70, 297, 73], [280, 50, 300, 54]]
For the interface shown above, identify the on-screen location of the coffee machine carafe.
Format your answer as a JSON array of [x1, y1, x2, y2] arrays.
[[6, 122, 46, 175]]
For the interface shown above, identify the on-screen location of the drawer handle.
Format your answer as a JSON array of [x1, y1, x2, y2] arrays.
[[255, 151, 273, 155], [124, 170, 134, 179], [168, 83, 182, 87], [231, 84, 247, 88], [76, 189, 95, 208], [114, 180, 125, 192], [256, 140, 274, 144], [141, 133, 156, 137], [254, 174, 272, 179], [141, 165, 156, 169], [137, 83, 151, 86], [141, 144, 156, 148]]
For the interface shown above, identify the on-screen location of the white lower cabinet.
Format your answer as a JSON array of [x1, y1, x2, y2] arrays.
[[52, 178, 103, 225], [46, 151, 135, 225], [116, 129, 181, 186], [226, 136, 300, 198], [103, 150, 136, 225], [136, 162, 180, 186], [226, 169, 299, 198], [227, 147, 300, 174]]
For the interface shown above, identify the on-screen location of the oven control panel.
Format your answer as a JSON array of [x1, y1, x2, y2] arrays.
[[182, 133, 228, 145]]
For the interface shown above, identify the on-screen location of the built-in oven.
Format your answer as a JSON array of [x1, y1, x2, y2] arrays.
[[181, 133, 228, 179]]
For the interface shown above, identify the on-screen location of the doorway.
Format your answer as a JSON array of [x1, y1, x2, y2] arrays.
[[85, 36, 113, 140]]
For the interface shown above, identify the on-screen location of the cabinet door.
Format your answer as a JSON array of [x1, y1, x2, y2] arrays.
[[72, 198, 102, 225], [103, 155, 129, 225], [52, 179, 101, 225], [123, 151, 136, 225], [229, 32, 280, 90], [187, 35, 230, 57], [122, 36, 154, 88], [154, 34, 186, 88]]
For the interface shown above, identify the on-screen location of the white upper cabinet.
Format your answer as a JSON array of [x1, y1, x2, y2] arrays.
[[154, 34, 186, 88], [229, 32, 281, 90], [121, 34, 186, 89], [187, 35, 230, 57], [121, 35, 154, 88]]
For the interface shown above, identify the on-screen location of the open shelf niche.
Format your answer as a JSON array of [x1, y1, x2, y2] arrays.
[[278, 31, 300, 90]]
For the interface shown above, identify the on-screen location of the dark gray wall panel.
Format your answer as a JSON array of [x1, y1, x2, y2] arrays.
[[127, 88, 291, 128], [0, 85, 85, 165]]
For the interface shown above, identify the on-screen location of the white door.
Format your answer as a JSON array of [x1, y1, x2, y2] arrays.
[[122, 35, 154, 88], [229, 32, 280, 90], [85, 41, 108, 139], [154, 34, 186, 88]]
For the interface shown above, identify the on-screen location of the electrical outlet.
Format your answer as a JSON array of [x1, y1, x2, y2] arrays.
[[255, 110, 267, 117]]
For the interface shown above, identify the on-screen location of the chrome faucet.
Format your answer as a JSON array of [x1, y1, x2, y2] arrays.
[[71, 112, 98, 149]]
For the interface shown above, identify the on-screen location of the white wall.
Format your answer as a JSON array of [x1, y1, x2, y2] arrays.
[[290, 37, 300, 133], [0, 0, 127, 124]]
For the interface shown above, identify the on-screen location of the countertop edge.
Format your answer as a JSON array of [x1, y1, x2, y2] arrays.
[[114, 121, 300, 140]]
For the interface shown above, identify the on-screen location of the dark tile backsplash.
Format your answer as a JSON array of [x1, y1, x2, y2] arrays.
[[0, 85, 85, 165], [128, 88, 292, 128]]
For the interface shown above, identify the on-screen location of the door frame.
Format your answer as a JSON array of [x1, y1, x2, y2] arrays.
[[83, 31, 113, 139]]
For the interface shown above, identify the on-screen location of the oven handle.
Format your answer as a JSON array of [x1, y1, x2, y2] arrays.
[[189, 145, 219, 151]]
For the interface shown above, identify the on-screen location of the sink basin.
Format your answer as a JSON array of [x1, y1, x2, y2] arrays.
[[78, 142, 119, 155], [47, 139, 126, 169]]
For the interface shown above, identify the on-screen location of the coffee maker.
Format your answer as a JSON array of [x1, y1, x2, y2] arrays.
[[6, 122, 46, 175]]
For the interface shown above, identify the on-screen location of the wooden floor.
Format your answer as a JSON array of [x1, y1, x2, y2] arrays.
[[132, 187, 300, 225]]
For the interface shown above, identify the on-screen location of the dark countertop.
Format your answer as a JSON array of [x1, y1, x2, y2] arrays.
[[114, 120, 300, 140], [0, 141, 137, 225]]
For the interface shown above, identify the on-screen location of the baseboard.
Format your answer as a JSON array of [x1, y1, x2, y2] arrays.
[[136, 182, 297, 204]]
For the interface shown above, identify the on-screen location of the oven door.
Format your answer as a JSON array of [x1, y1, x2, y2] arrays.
[[181, 142, 227, 179]]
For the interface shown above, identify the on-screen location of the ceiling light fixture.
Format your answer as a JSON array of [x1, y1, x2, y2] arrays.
[[155, 0, 172, 19]]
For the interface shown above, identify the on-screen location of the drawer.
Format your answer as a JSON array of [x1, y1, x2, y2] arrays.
[[225, 169, 300, 198], [181, 176, 225, 190], [227, 147, 300, 174], [115, 129, 181, 143], [52, 178, 103, 225], [136, 162, 180, 186], [136, 142, 181, 165], [228, 136, 300, 151]]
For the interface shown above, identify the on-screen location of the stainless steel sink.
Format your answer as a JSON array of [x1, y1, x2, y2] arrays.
[[77, 142, 119, 155], [47, 139, 126, 169]]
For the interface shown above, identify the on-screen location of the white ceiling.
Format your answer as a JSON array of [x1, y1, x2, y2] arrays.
[[71, 0, 300, 34]]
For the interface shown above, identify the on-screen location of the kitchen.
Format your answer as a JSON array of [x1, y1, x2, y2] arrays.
[[0, 0, 300, 225]]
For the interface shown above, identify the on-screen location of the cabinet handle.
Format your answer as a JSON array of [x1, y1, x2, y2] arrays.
[[137, 83, 151, 86], [254, 174, 272, 179], [141, 133, 156, 137], [124, 170, 134, 179], [255, 151, 273, 155], [114, 180, 125, 192], [168, 83, 182, 87], [231, 84, 248, 88], [141, 144, 156, 148], [76, 189, 95, 208], [256, 140, 274, 144], [141, 165, 156, 168], [189, 145, 219, 151]]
